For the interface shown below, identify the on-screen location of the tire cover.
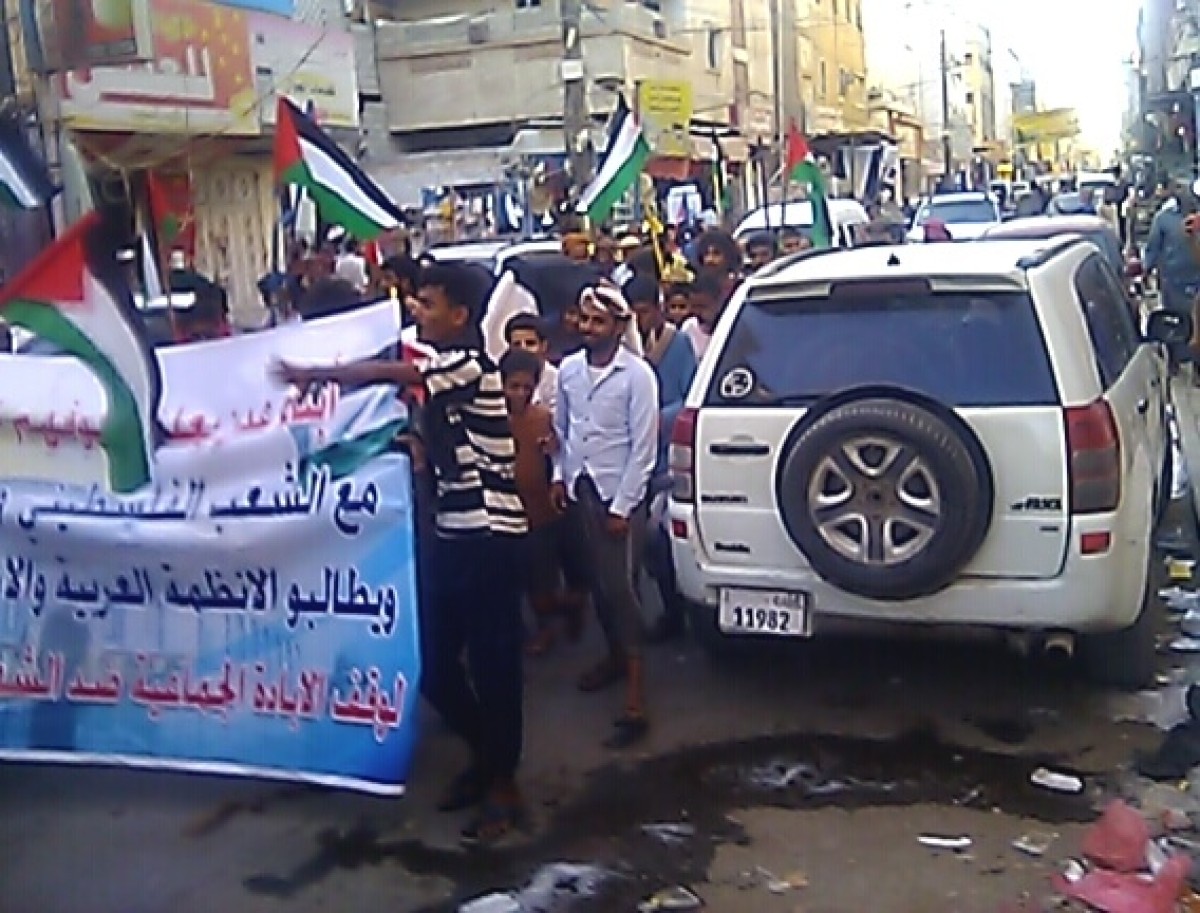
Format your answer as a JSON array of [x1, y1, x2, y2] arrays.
[[778, 395, 993, 601]]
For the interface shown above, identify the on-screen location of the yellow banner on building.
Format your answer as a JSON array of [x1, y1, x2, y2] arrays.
[[1014, 108, 1080, 144], [637, 79, 693, 158]]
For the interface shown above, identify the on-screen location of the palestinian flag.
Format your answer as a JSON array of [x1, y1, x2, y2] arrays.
[[147, 171, 192, 247], [786, 123, 832, 249], [577, 96, 651, 224], [0, 213, 162, 493], [0, 114, 56, 210], [274, 97, 405, 241]]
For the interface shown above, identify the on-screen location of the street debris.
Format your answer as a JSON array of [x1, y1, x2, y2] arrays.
[[1062, 859, 1087, 884], [1031, 767, 1085, 794], [640, 822, 697, 845], [459, 894, 520, 913], [517, 863, 613, 911], [1053, 800, 1193, 913], [1161, 588, 1200, 614], [459, 863, 614, 913], [1183, 611, 1200, 639], [753, 866, 808, 894], [637, 885, 703, 911], [918, 834, 974, 851], [1168, 559, 1196, 583], [1013, 831, 1058, 857], [1082, 801, 1149, 873]]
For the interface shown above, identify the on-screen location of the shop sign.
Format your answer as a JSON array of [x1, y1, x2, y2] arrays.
[[250, 13, 359, 130], [637, 79, 693, 158], [58, 0, 259, 136]]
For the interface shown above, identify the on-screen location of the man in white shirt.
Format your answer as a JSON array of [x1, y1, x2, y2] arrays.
[[551, 284, 658, 749], [334, 238, 370, 293]]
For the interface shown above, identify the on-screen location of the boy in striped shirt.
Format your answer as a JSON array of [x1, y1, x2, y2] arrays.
[[275, 263, 527, 846]]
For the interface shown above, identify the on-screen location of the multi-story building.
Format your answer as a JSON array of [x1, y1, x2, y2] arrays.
[[368, 0, 782, 215], [14, 0, 360, 324], [799, 0, 869, 134]]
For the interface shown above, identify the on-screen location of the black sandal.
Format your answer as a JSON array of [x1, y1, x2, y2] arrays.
[[604, 714, 650, 750], [436, 767, 490, 813], [460, 801, 527, 848]]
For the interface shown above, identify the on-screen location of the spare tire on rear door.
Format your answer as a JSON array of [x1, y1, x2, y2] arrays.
[[777, 393, 993, 601]]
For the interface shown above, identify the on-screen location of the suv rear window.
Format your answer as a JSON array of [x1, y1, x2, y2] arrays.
[[707, 288, 1059, 408]]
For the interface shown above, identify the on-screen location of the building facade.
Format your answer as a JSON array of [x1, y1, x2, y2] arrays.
[[368, 0, 789, 223]]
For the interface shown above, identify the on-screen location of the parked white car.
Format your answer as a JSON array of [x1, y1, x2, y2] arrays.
[[908, 191, 1001, 241], [669, 238, 1186, 687], [734, 199, 871, 249]]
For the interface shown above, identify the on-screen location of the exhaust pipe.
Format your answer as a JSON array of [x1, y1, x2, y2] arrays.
[[1042, 631, 1076, 662]]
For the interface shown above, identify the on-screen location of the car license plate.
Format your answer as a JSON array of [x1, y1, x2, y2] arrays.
[[718, 588, 812, 637]]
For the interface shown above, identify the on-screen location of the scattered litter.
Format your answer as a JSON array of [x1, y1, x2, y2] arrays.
[[515, 863, 613, 910], [1056, 855, 1190, 913], [459, 894, 520, 913], [919, 834, 973, 851], [1031, 767, 1084, 794], [1170, 638, 1200, 654], [638, 885, 703, 912], [744, 762, 817, 791], [754, 866, 807, 894], [1083, 800, 1151, 873], [1062, 859, 1087, 884], [1168, 559, 1196, 582], [641, 823, 697, 845], [1146, 839, 1170, 877], [1162, 588, 1200, 613], [1183, 611, 1200, 639], [1013, 831, 1058, 857]]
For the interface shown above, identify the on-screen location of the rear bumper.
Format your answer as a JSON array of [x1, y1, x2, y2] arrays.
[[668, 506, 1147, 634]]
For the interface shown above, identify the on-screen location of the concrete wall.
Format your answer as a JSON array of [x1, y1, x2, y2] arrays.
[[376, 2, 729, 134]]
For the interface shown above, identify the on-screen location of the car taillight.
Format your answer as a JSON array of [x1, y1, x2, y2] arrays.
[[669, 407, 698, 503], [1065, 400, 1121, 514]]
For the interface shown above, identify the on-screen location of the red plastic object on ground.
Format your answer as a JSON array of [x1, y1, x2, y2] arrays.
[[1083, 800, 1151, 873], [1056, 856, 1190, 913]]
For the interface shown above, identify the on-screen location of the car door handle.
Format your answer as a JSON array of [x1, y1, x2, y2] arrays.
[[709, 441, 771, 457], [1137, 399, 1150, 415]]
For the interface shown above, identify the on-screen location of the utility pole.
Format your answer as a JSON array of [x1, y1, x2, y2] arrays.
[[561, 0, 591, 207], [939, 28, 953, 190]]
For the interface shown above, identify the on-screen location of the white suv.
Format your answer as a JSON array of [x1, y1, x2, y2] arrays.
[[669, 238, 1188, 687]]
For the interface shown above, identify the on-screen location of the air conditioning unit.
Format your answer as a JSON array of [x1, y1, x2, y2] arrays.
[[467, 17, 490, 44]]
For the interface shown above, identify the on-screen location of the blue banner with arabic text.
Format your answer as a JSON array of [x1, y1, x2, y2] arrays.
[[0, 303, 420, 794]]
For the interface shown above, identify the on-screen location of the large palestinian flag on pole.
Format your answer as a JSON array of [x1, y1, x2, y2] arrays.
[[0, 213, 162, 493], [274, 97, 405, 241], [577, 96, 651, 224]]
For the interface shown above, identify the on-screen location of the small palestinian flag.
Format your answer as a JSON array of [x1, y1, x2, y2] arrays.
[[147, 171, 192, 246], [0, 212, 162, 493], [274, 97, 405, 241], [577, 96, 651, 224], [786, 123, 833, 250], [0, 114, 57, 210]]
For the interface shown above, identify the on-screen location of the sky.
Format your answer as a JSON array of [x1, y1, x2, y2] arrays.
[[969, 0, 1141, 154]]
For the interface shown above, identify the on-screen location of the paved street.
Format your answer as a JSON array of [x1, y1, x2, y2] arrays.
[[2, 386, 1199, 913]]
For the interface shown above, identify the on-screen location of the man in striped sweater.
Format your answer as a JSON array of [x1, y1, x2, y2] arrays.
[[275, 263, 528, 846]]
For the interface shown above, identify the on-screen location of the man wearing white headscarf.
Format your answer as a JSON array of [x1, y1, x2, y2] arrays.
[[551, 282, 658, 749]]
